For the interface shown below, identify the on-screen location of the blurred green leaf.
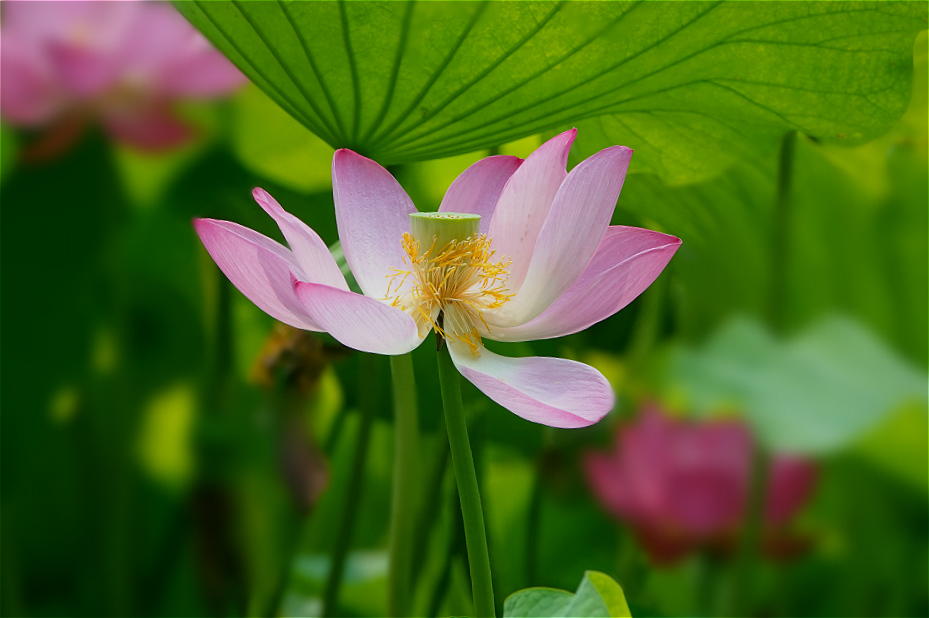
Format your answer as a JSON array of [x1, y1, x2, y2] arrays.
[[136, 382, 197, 490], [231, 84, 334, 194], [174, 1, 925, 178], [282, 550, 388, 617], [504, 570, 632, 617], [850, 404, 929, 492], [671, 315, 927, 454]]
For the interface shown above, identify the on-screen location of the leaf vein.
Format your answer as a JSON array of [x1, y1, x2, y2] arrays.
[[372, 0, 567, 149], [385, 1, 723, 154], [192, 0, 332, 142], [361, 1, 416, 144], [339, 0, 362, 145], [231, 0, 339, 144], [278, 0, 348, 141], [368, 2, 489, 148]]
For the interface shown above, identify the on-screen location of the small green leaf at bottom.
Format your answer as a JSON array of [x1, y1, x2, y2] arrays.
[[504, 571, 632, 618]]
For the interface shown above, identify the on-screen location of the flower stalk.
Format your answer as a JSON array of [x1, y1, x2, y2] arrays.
[[387, 353, 420, 617], [436, 334, 495, 617], [730, 129, 798, 614]]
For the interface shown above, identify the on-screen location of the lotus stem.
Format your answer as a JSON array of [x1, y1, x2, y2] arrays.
[[436, 340, 495, 617]]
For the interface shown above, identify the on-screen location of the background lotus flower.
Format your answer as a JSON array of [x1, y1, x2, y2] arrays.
[[585, 404, 818, 564], [195, 130, 680, 429], [0, 0, 246, 152]]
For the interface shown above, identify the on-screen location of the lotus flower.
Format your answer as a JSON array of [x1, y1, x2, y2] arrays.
[[194, 130, 680, 428], [0, 0, 246, 151], [585, 404, 818, 563]]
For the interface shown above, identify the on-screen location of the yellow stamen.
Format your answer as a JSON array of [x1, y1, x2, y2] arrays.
[[385, 232, 513, 356]]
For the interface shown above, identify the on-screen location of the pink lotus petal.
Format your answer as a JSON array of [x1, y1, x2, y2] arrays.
[[100, 102, 193, 151], [0, 36, 60, 125], [332, 149, 418, 299], [292, 279, 422, 355], [767, 456, 818, 525], [584, 405, 818, 565], [1, 0, 242, 151], [47, 40, 121, 97], [449, 343, 613, 428], [252, 188, 348, 291], [668, 467, 745, 534], [117, 2, 199, 74], [194, 218, 323, 331], [438, 155, 522, 234], [158, 49, 248, 98], [125, 4, 246, 98], [487, 129, 575, 293], [584, 451, 637, 517], [3, 2, 136, 48], [490, 226, 680, 341], [617, 407, 677, 521], [492, 145, 634, 326]]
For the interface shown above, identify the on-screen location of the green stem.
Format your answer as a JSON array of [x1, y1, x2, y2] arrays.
[[731, 445, 771, 614], [436, 343, 495, 618], [729, 130, 797, 615], [388, 354, 420, 617], [322, 355, 378, 617], [770, 130, 797, 333]]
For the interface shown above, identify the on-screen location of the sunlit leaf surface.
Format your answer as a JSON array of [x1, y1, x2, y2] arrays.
[[175, 1, 925, 181], [504, 570, 632, 618], [232, 84, 334, 194]]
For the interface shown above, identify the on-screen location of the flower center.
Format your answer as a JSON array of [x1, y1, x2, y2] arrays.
[[385, 213, 513, 356]]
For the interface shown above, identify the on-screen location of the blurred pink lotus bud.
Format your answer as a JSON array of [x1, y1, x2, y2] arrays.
[[0, 0, 246, 154], [584, 404, 817, 564]]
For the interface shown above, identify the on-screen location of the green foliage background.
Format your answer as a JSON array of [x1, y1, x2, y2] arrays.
[[2, 2, 926, 617]]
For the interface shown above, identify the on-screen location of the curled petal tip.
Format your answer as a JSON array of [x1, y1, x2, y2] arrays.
[[251, 186, 287, 218], [539, 128, 578, 168], [192, 217, 214, 233], [607, 144, 634, 155], [597, 144, 634, 166], [333, 147, 364, 161], [660, 234, 683, 249], [192, 217, 322, 331], [558, 127, 578, 152]]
